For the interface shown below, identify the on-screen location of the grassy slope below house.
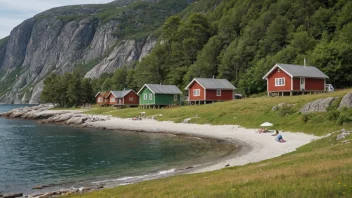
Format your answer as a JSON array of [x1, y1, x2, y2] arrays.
[[84, 89, 352, 136], [64, 89, 352, 197]]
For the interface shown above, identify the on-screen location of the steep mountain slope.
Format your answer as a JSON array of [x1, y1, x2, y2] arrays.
[[0, 0, 192, 104]]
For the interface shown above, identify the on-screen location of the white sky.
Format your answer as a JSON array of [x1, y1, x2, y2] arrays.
[[0, 0, 113, 38]]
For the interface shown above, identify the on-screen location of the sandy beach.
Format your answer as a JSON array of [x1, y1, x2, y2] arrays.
[[83, 117, 319, 173], [0, 107, 320, 196]]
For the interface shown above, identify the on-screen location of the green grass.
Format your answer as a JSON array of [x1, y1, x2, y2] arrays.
[[61, 89, 352, 197], [83, 89, 352, 136], [68, 131, 352, 198]]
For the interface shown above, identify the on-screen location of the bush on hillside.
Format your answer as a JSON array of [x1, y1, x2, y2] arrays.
[[277, 104, 295, 117], [337, 108, 352, 125], [302, 114, 312, 123]]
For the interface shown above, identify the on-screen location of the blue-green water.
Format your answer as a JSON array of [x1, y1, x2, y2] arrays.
[[0, 105, 234, 195]]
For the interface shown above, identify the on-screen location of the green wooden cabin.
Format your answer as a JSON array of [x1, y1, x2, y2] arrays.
[[137, 84, 182, 108]]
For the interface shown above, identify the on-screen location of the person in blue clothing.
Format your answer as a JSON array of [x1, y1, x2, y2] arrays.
[[273, 130, 286, 143]]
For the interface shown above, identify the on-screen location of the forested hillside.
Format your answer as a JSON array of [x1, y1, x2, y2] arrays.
[[98, 0, 352, 96]]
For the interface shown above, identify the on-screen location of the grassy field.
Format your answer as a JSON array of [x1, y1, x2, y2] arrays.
[[82, 89, 352, 136], [63, 89, 352, 197]]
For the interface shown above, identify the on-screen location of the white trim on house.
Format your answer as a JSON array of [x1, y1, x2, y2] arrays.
[[291, 77, 293, 91], [149, 93, 153, 100], [185, 79, 206, 90], [324, 79, 326, 92], [137, 84, 155, 95], [204, 89, 206, 99], [110, 97, 116, 103], [98, 97, 103, 102], [193, 89, 200, 96], [275, 78, 285, 86], [143, 94, 147, 100], [174, 94, 178, 101], [216, 89, 221, 96], [263, 64, 293, 79], [266, 78, 269, 96]]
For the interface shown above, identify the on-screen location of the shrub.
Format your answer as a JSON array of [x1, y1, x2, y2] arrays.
[[336, 108, 352, 125], [327, 110, 340, 121], [278, 105, 295, 117], [302, 114, 311, 123]]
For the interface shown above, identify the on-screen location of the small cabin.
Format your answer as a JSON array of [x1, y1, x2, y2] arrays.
[[263, 63, 329, 96], [106, 89, 139, 107], [95, 91, 110, 106], [185, 78, 237, 105], [137, 84, 182, 109]]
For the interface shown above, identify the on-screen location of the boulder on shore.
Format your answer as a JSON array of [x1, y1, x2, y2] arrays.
[[3, 193, 23, 198], [339, 92, 352, 109], [300, 97, 337, 114]]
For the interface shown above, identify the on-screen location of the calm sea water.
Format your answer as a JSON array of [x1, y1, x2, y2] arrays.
[[0, 105, 234, 195]]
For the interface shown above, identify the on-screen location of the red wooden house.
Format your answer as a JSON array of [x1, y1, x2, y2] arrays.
[[185, 78, 237, 105], [106, 89, 139, 107], [95, 91, 110, 106], [263, 63, 329, 96]]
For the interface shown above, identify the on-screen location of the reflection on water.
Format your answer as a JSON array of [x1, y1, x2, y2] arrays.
[[0, 105, 234, 194]]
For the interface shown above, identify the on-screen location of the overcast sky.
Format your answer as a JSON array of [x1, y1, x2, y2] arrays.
[[0, 0, 113, 39]]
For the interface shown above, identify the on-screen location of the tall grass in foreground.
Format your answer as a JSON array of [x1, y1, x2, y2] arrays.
[[84, 89, 352, 135], [67, 132, 352, 198]]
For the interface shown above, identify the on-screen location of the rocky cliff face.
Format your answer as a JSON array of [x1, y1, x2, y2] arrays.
[[0, 0, 189, 104]]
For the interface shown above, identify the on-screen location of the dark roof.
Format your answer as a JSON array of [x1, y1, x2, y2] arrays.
[[263, 63, 329, 79], [137, 84, 182, 95], [185, 78, 237, 90], [109, 89, 134, 98]]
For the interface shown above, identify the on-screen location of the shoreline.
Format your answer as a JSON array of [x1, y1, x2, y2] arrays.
[[0, 105, 320, 197]]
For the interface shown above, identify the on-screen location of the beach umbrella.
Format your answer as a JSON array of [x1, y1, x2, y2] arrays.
[[260, 122, 273, 127]]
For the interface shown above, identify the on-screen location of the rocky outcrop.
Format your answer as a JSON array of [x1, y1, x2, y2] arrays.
[[300, 97, 337, 114], [0, 105, 111, 128], [0, 0, 191, 104], [339, 93, 352, 109]]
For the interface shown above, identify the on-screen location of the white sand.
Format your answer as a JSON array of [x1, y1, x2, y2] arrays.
[[85, 117, 319, 173]]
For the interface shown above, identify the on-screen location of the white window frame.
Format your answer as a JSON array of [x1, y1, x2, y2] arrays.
[[193, 89, 200, 96], [129, 97, 134, 101], [98, 97, 103, 102], [174, 94, 178, 101], [149, 94, 153, 100], [143, 94, 147, 100], [216, 89, 221, 96], [275, 78, 285, 86], [110, 97, 116, 102]]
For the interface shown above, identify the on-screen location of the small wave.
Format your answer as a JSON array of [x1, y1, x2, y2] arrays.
[[158, 169, 176, 175], [92, 168, 176, 185]]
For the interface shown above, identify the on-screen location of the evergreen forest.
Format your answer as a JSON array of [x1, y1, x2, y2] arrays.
[[42, 0, 352, 105]]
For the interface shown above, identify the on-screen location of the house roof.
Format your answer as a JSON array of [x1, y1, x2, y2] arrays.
[[185, 78, 237, 90], [108, 89, 135, 98], [263, 63, 329, 79], [137, 84, 182, 95], [95, 91, 109, 98]]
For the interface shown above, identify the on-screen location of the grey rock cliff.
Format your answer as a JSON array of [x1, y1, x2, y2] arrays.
[[300, 97, 337, 113], [0, 0, 191, 104], [339, 93, 352, 109]]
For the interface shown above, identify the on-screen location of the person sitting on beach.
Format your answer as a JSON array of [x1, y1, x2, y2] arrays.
[[258, 127, 264, 133], [273, 130, 286, 143], [132, 116, 138, 120]]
